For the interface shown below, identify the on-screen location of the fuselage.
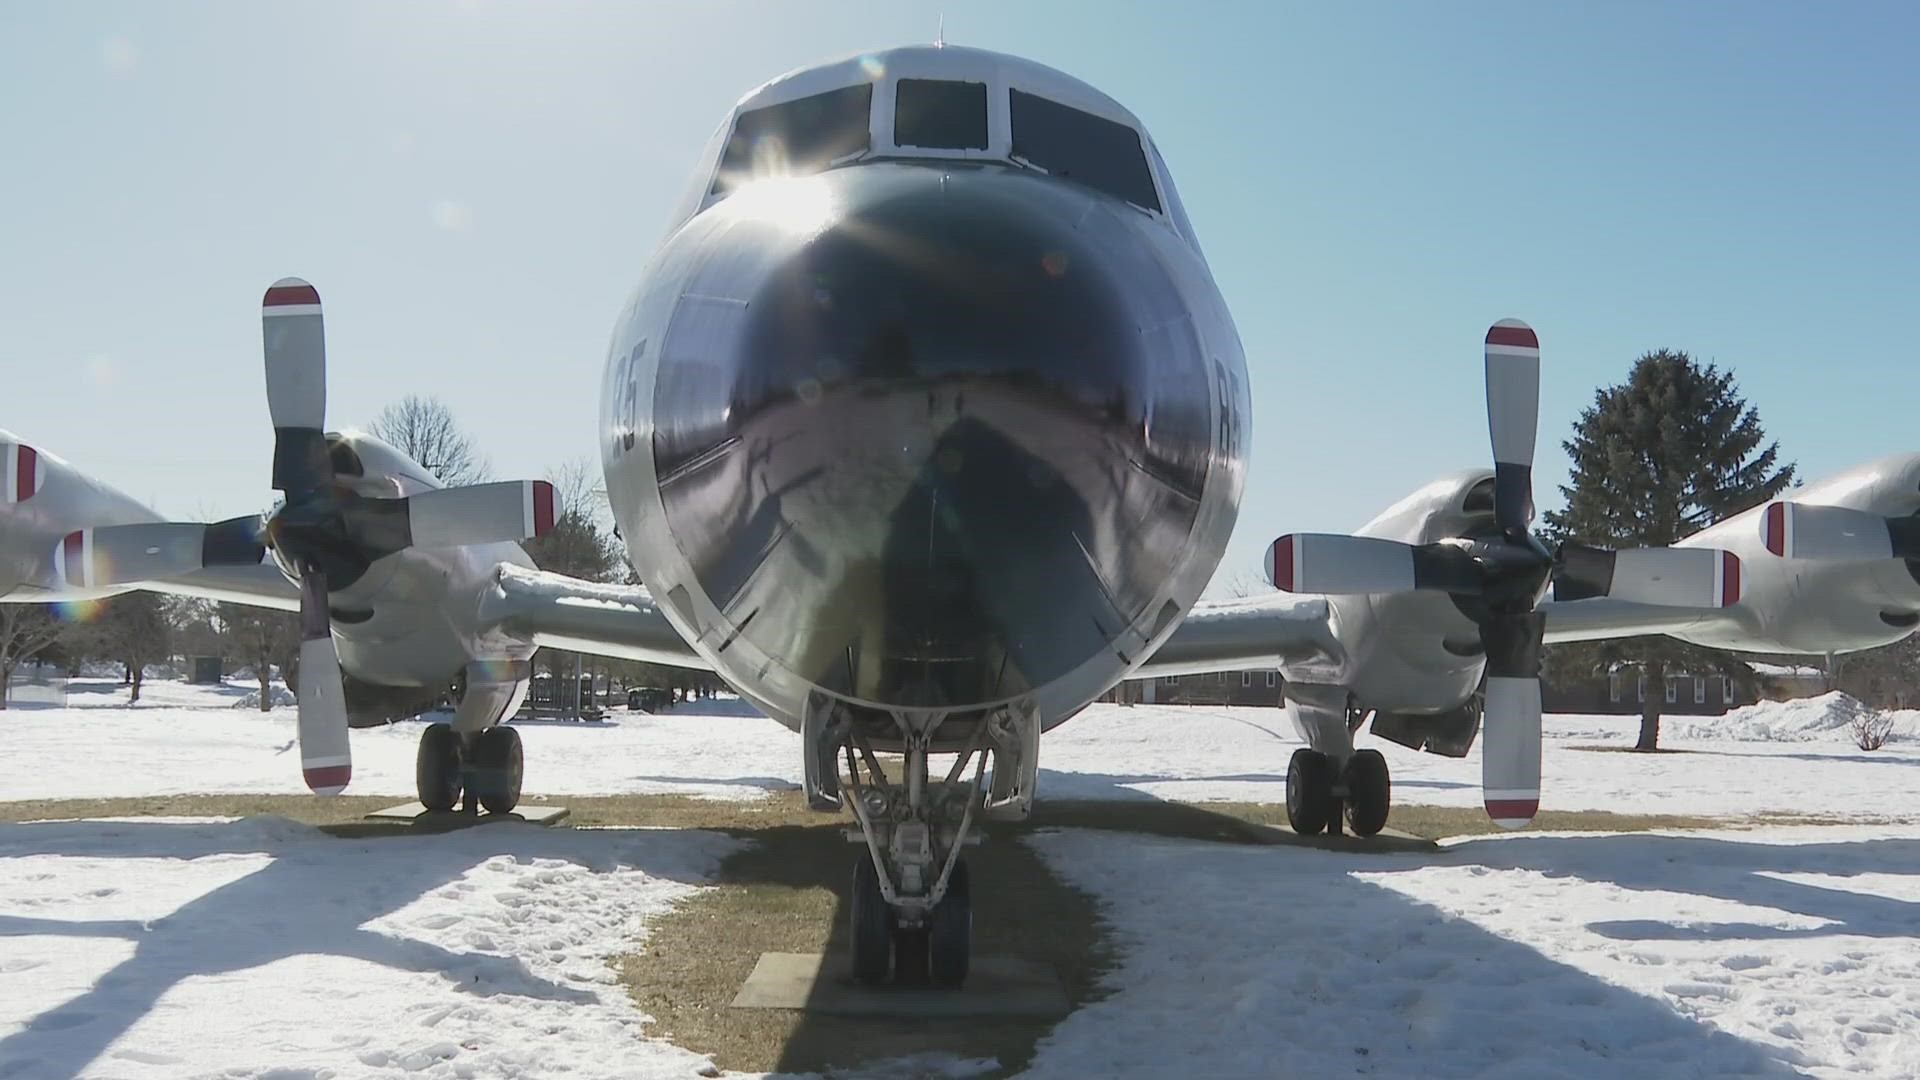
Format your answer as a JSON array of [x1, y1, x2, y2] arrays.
[[600, 46, 1249, 732]]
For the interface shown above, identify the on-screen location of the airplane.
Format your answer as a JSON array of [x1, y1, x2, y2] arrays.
[[4, 44, 1912, 989]]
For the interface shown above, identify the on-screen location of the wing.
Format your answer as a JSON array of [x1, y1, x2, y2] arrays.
[[479, 563, 710, 670], [1136, 593, 1343, 678], [1539, 597, 1722, 644]]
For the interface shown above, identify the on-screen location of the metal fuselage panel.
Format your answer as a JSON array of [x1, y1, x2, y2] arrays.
[[602, 163, 1247, 732]]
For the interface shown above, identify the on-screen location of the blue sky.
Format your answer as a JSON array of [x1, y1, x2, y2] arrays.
[[2, 2, 1915, 589]]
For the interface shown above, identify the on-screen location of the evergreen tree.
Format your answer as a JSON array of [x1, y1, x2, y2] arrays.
[[1544, 349, 1795, 749]]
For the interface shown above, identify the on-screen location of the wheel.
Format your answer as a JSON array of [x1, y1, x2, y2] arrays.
[[1286, 748, 1334, 835], [416, 722, 463, 812], [850, 856, 895, 985], [928, 859, 972, 988], [1343, 748, 1391, 837], [468, 725, 525, 814]]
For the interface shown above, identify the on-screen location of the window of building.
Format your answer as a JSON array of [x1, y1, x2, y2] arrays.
[[1009, 89, 1161, 211], [1162, 675, 1179, 685], [1241, 671, 1252, 687], [894, 79, 988, 150], [1609, 674, 1621, 703], [1694, 678, 1707, 705], [713, 83, 873, 196], [1266, 672, 1278, 688], [1723, 676, 1734, 702], [1665, 680, 1678, 704]]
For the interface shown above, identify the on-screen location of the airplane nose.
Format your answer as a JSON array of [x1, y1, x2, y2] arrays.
[[653, 165, 1214, 709]]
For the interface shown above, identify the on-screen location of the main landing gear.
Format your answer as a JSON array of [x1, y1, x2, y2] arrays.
[[806, 698, 1040, 988], [416, 722, 525, 814], [1282, 684, 1391, 837]]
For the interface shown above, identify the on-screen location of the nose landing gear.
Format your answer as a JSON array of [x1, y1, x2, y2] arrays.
[[825, 701, 1037, 988]]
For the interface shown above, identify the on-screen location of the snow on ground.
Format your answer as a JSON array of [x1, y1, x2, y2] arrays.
[[1025, 824, 1920, 1079], [1671, 691, 1920, 744], [12, 679, 1920, 1076], [11, 678, 1920, 822], [0, 815, 735, 1079]]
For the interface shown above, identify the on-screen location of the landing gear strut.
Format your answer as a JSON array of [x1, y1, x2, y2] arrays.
[[816, 700, 1036, 988], [1282, 685, 1392, 838]]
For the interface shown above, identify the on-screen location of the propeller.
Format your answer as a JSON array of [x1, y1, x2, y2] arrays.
[[1757, 500, 1920, 563], [63, 278, 556, 795], [1263, 320, 1744, 829]]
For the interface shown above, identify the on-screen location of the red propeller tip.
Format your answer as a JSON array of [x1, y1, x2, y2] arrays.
[[5, 443, 41, 503], [1720, 551, 1742, 607], [1763, 503, 1789, 557], [304, 764, 351, 794], [1267, 534, 1296, 592], [1485, 797, 1538, 828], [1485, 321, 1538, 350], [531, 480, 556, 536], [263, 280, 322, 309]]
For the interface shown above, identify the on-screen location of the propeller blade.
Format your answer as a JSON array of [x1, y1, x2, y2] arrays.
[[1266, 533, 1417, 594], [1553, 544, 1742, 608], [404, 480, 558, 548], [1484, 319, 1540, 538], [295, 566, 351, 795], [1479, 611, 1545, 829], [263, 278, 332, 495], [3, 441, 42, 504], [1759, 501, 1920, 562], [58, 518, 266, 588]]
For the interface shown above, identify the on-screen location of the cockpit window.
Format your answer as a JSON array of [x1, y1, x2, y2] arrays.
[[894, 79, 988, 150], [712, 83, 873, 196], [1008, 89, 1161, 212]]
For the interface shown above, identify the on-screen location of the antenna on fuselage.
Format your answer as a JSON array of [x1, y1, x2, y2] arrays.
[[936, 14, 945, 47]]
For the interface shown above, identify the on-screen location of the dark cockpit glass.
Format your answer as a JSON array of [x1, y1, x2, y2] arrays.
[[894, 78, 989, 150], [712, 83, 873, 196], [1008, 88, 1161, 213]]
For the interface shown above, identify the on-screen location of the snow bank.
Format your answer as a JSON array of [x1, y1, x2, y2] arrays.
[[230, 686, 297, 710], [1671, 692, 1920, 744]]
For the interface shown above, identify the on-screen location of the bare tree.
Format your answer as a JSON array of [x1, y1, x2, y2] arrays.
[[521, 458, 623, 715], [0, 605, 70, 709], [368, 395, 491, 486], [217, 603, 298, 711], [68, 592, 175, 703]]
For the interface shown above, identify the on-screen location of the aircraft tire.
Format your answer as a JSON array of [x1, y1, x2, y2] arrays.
[[928, 859, 972, 988], [416, 722, 463, 812], [850, 855, 895, 985], [1343, 749, 1391, 837], [470, 725, 525, 814], [1286, 748, 1334, 835]]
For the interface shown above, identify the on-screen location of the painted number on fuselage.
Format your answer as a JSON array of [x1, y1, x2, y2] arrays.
[[612, 338, 648, 456]]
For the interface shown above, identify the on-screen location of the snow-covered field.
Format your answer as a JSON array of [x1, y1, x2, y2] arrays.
[[6, 678, 1920, 1077], [8, 678, 1920, 822]]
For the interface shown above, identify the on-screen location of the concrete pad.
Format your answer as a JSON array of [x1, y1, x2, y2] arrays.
[[365, 803, 570, 830], [730, 952, 1070, 1018], [1255, 823, 1440, 854]]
